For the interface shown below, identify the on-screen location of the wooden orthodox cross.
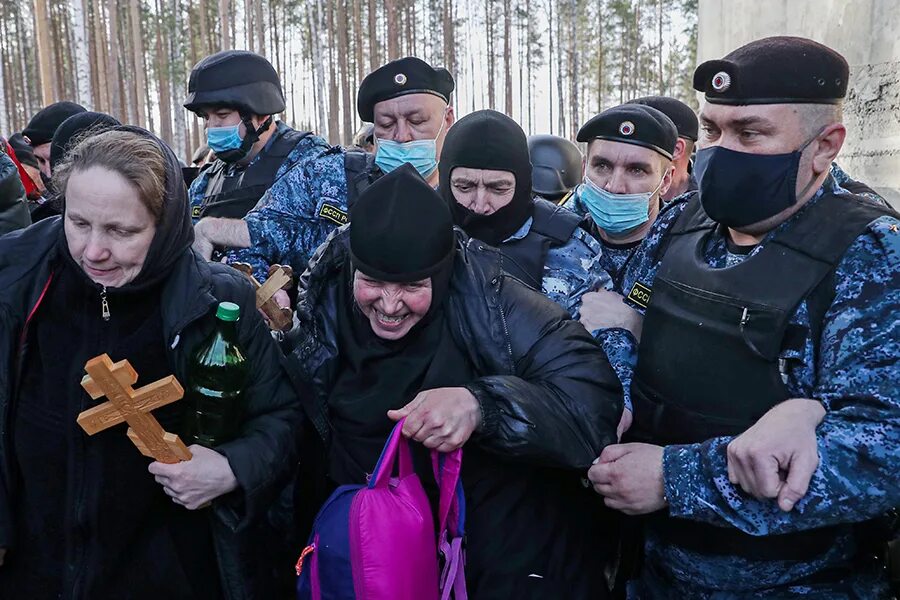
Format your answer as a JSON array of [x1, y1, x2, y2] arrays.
[[231, 263, 294, 330], [77, 354, 192, 464]]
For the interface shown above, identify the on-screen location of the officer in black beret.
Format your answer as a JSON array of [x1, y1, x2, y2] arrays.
[[184, 49, 316, 223], [22, 101, 86, 179], [355, 56, 456, 187], [628, 96, 699, 201], [586, 35, 900, 598], [562, 103, 678, 286]]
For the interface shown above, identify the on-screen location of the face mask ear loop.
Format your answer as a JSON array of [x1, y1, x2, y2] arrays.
[[795, 125, 829, 201]]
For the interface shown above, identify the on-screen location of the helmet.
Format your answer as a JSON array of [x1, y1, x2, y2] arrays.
[[527, 134, 583, 201], [184, 50, 285, 116]]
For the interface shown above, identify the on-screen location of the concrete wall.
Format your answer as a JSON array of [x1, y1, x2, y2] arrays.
[[698, 0, 900, 206]]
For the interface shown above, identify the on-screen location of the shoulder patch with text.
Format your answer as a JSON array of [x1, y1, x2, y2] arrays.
[[319, 203, 349, 225], [628, 281, 652, 308]]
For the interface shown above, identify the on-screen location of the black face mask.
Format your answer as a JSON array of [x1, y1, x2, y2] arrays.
[[695, 134, 819, 228]]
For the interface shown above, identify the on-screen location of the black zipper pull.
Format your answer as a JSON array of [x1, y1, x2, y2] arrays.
[[101, 286, 110, 321]]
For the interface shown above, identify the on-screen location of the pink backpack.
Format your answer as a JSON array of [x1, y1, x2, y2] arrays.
[[296, 419, 467, 600]]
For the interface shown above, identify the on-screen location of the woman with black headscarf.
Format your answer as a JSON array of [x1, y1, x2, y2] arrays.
[[0, 127, 302, 599], [284, 163, 623, 599]]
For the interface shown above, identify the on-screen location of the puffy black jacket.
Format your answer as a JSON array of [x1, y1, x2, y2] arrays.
[[0, 152, 30, 236], [0, 218, 303, 599], [282, 227, 623, 598]]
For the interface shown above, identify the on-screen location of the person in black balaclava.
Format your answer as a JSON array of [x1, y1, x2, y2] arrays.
[[0, 126, 302, 600], [284, 162, 624, 600], [439, 109, 612, 318]]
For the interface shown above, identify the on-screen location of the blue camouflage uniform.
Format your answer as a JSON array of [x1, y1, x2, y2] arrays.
[[188, 122, 324, 224], [618, 176, 900, 597], [224, 140, 347, 281], [500, 215, 612, 318], [563, 187, 692, 413]]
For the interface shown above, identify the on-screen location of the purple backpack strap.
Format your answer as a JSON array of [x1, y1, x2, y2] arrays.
[[369, 419, 415, 489], [431, 449, 467, 600]]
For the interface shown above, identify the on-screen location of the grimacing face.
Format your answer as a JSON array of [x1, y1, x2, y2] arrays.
[[585, 139, 672, 196], [64, 166, 156, 288], [449, 167, 516, 215], [373, 93, 454, 154], [352, 271, 433, 341]]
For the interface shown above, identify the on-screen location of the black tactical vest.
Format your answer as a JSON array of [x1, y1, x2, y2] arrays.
[[195, 128, 310, 219], [498, 199, 584, 290], [630, 190, 895, 561]]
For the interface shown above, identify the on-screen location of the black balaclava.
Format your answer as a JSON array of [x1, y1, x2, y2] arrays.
[[60, 125, 195, 291], [439, 109, 534, 247], [50, 111, 121, 172], [329, 164, 469, 484]]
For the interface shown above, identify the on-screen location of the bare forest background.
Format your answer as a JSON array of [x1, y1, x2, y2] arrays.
[[3, 0, 698, 162]]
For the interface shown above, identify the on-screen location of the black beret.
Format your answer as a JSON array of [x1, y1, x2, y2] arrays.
[[628, 96, 699, 141], [357, 57, 455, 122], [350, 163, 454, 282], [693, 36, 849, 105], [50, 111, 121, 171], [577, 104, 678, 160], [8, 133, 37, 168], [184, 50, 285, 116], [23, 101, 87, 146]]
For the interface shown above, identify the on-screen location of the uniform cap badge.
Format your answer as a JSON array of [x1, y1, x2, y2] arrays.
[[711, 71, 731, 92], [619, 121, 635, 136], [394, 73, 408, 86]]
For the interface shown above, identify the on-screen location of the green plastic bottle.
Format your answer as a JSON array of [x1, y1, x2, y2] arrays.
[[182, 301, 249, 447]]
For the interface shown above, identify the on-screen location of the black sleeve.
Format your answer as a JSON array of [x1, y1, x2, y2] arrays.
[[0, 153, 30, 236], [212, 272, 305, 530], [466, 278, 622, 470]]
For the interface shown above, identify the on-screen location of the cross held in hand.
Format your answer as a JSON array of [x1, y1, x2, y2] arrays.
[[232, 263, 294, 330], [77, 354, 192, 464]]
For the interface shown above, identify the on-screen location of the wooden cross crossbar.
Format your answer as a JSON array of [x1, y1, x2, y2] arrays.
[[77, 354, 192, 464], [232, 263, 294, 330]]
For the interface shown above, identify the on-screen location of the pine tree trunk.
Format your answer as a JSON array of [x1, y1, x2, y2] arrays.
[[172, 0, 188, 159], [155, 0, 173, 143], [556, 1, 565, 135], [326, 1, 340, 144], [503, 0, 512, 115], [547, 0, 554, 134], [71, 0, 93, 108], [128, 0, 147, 126], [384, 0, 399, 60], [597, 0, 603, 111], [569, 0, 578, 138], [485, 0, 495, 109], [368, 0, 377, 71], [104, 0, 123, 118], [312, 0, 328, 136], [219, 0, 231, 48], [34, 0, 55, 105], [337, 0, 353, 144]]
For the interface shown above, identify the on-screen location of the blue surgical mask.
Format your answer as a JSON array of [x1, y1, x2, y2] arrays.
[[374, 117, 446, 179], [579, 175, 663, 234], [206, 125, 244, 154]]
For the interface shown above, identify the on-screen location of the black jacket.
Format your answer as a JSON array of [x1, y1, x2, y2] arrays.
[[0, 217, 303, 599], [0, 152, 30, 236], [283, 228, 623, 598]]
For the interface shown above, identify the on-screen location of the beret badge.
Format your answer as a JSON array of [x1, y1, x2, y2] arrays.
[[619, 121, 635, 136], [393, 73, 408, 86], [711, 71, 731, 92]]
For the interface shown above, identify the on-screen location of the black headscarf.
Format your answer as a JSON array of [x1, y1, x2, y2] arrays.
[[50, 111, 121, 172], [328, 164, 471, 484], [439, 109, 534, 246], [60, 125, 194, 291]]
